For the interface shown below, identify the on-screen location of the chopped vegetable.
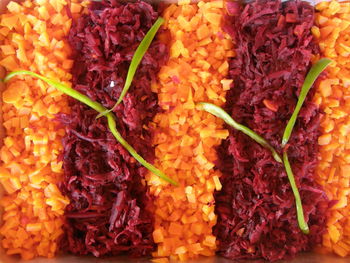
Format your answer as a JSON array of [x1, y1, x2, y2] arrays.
[[97, 17, 165, 118], [282, 58, 332, 147], [197, 102, 282, 163], [312, 0, 350, 257], [0, 0, 88, 260], [0, 80, 4, 148], [4, 70, 177, 186], [147, 1, 233, 261]]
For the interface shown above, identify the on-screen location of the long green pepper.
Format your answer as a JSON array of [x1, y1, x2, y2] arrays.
[[4, 70, 178, 186], [283, 152, 309, 234], [280, 58, 332, 234]]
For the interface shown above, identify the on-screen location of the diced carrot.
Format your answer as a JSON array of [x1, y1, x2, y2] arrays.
[[0, 167, 11, 178], [0, 56, 18, 71], [320, 26, 335, 38], [38, 6, 50, 20], [169, 222, 182, 236], [196, 24, 210, 40], [151, 258, 169, 263], [175, 246, 187, 254], [203, 235, 216, 248], [71, 3, 82, 14], [147, 1, 233, 260], [26, 223, 42, 232], [153, 228, 165, 243], [1, 14, 19, 30], [7, 2, 23, 13], [0, 0, 88, 260], [333, 244, 348, 257], [213, 175, 222, 191], [0, 45, 15, 55], [178, 0, 191, 6], [318, 134, 332, 145], [263, 99, 278, 112], [332, 195, 348, 209], [328, 225, 341, 243], [312, 26, 321, 39], [203, 12, 221, 26], [313, 1, 350, 256]]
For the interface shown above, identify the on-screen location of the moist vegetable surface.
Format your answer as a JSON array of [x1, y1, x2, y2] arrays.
[[60, 0, 168, 256], [214, 0, 329, 260], [0, 0, 349, 262]]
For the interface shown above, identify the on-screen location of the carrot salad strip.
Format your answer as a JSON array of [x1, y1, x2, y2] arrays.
[[312, 0, 350, 258], [0, 0, 87, 259], [0, 80, 4, 148], [146, 0, 234, 261]]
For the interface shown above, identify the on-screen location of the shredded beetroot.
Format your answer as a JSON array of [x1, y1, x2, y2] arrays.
[[214, 0, 329, 261], [59, 0, 168, 257]]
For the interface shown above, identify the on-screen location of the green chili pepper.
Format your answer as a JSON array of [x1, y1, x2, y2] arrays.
[[96, 17, 165, 118], [197, 102, 282, 163], [282, 58, 332, 147], [279, 58, 332, 233], [4, 70, 178, 186], [283, 151, 309, 234]]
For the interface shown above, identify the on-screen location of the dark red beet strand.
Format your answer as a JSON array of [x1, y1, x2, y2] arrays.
[[58, 0, 168, 257], [214, 0, 329, 261]]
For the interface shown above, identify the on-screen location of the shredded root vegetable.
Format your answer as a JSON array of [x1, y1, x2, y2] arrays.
[[0, 0, 88, 260], [313, 0, 350, 258], [147, 0, 233, 261]]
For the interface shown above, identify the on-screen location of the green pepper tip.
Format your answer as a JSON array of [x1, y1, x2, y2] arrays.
[[301, 226, 310, 235], [282, 58, 333, 146], [274, 153, 282, 163]]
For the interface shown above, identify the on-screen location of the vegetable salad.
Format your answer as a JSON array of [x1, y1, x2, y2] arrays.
[[0, 0, 349, 262]]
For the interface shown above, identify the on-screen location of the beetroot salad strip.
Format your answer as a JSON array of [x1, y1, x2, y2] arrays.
[[58, 0, 168, 257], [214, 0, 329, 261]]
